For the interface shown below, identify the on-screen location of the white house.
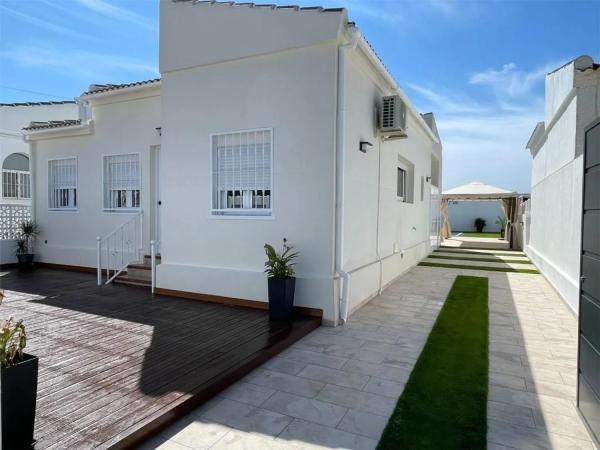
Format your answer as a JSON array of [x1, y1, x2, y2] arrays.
[[23, 1, 442, 326], [526, 55, 600, 314], [0, 101, 78, 262]]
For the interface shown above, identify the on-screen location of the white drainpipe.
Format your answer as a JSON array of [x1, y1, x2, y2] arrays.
[[335, 28, 361, 325]]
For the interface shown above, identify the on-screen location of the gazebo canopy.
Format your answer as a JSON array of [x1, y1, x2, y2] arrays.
[[442, 181, 517, 200]]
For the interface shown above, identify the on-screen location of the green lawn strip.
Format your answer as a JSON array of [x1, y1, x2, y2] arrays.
[[377, 275, 489, 450], [418, 262, 539, 274], [437, 248, 525, 256], [458, 232, 502, 238], [428, 254, 531, 264]]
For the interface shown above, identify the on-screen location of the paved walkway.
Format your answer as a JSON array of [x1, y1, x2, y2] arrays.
[[143, 266, 594, 450]]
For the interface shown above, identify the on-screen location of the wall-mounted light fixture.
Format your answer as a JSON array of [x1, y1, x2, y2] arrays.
[[426, 176, 432, 182], [155, 127, 162, 137], [359, 141, 373, 153]]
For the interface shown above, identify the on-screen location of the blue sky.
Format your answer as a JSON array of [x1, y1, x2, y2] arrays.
[[1, 0, 599, 192]]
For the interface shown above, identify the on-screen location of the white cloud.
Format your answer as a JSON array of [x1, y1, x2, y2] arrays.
[[408, 63, 552, 192], [348, 0, 405, 23], [408, 84, 488, 115], [424, 0, 460, 16], [0, 4, 95, 41], [468, 62, 558, 98], [73, 0, 157, 31], [0, 44, 158, 81]]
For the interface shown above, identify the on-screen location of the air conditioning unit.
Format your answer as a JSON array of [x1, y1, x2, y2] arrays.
[[379, 95, 407, 139]]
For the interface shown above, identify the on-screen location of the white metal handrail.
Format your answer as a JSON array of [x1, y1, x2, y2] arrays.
[[150, 239, 159, 294], [96, 211, 143, 286]]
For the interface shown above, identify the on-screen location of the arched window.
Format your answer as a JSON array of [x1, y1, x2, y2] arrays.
[[2, 153, 30, 200]]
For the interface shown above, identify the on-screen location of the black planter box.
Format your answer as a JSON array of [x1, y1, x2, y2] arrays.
[[1, 353, 38, 450], [267, 277, 296, 321], [17, 254, 34, 272]]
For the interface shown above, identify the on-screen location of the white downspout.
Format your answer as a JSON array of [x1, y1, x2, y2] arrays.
[[376, 137, 384, 295], [335, 28, 361, 325]]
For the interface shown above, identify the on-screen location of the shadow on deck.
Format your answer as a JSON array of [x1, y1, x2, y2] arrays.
[[0, 268, 320, 449]]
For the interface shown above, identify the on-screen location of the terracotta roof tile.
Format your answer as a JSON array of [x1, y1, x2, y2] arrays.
[[0, 101, 75, 107], [82, 78, 160, 96], [175, 1, 344, 13], [23, 119, 82, 131]]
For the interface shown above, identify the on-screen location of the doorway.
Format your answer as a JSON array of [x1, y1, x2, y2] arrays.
[[150, 145, 161, 245]]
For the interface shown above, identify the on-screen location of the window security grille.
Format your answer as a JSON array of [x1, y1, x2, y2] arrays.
[[211, 129, 272, 216], [2, 170, 30, 200], [48, 158, 77, 209], [103, 154, 141, 210]]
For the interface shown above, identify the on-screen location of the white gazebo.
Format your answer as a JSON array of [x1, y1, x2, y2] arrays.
[[441, 182, 522, 248]]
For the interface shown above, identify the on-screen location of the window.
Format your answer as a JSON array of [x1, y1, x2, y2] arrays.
[[103, 153, 141, 210], [2, 153, 30, 200], [211, 129, 272, 216], [397, 167, 407, 201], [397, 155, 415, 203], [48, 158, 77, 209]]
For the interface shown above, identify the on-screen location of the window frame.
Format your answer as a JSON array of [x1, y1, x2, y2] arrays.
[[2, 169, 31, 200], [47, 157, 78, 211], [209, 128, 274, 219], [397, 166, 407, 202], [102, 152, 142, 213]]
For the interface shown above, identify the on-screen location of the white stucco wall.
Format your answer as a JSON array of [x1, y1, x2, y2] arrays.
[[340, 50, 442, 316], [158, 40, 339, 321], [31, 91, 160, 268], [527, 61, 600, 314], [158, 2, 441, 324], [449, 200, 504, 232]]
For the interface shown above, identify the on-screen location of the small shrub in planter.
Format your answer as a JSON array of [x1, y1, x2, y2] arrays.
[[474, 217, 486, 233], [15, 220, 40, 272], [0, 311, 38, 450], [264, 238, 298, 322]]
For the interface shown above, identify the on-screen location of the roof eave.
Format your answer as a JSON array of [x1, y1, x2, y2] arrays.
[[23, 121, 94, 141], [80, 80, 161, 101]]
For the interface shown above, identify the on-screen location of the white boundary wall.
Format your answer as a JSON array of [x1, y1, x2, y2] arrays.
[[527, 60, 600, 314]]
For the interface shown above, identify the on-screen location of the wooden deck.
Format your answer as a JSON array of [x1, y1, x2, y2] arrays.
[[0, 268, 321, 449]]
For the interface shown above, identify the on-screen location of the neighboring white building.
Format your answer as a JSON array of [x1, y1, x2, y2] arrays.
[[526, 55, 600, 314], [0, 102, 77, 206], [24, 1, 442, 325], [0, 101, 78, 262]]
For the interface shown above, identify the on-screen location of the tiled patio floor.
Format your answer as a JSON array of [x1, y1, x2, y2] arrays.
[[143, 266, 594, 450]]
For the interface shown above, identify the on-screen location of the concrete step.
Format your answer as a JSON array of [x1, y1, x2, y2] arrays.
[[113, 274, 151, 288], [143, 254, 162, 265], [126, 263, 152, 280]]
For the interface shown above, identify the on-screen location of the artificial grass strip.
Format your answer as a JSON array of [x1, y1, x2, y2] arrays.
[[459, 232, 502, 238], [418, 262, 539, 274], [428, 254, 531, 264], [377, 275, 489, 450], [436, 248, 526, 256]]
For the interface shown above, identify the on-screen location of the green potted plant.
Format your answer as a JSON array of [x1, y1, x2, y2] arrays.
[[15, 220, 40, 272], [264, 238, 298, 321], [1, 306, 38, 449], [474, 217, 486, 233], [495, 216, 508, 239]]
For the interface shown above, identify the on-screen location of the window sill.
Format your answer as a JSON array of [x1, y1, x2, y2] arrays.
[[208, 213, 275, 221], [102, 208, 142, 214], [48, 208, 79, 212]]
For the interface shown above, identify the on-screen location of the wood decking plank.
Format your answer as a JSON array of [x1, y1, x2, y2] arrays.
[[0, 269, 321, 450]]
